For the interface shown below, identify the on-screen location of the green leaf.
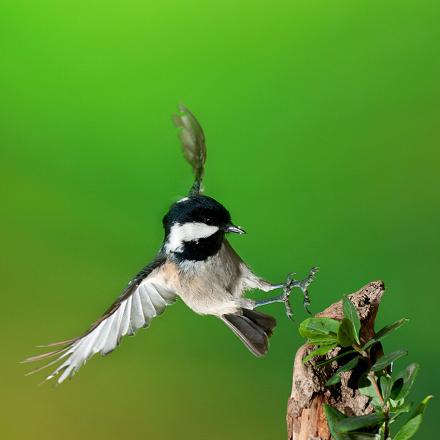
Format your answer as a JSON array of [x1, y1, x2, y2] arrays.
[[340, 356, 359, 373], [326, 373, 342, 386], [346, 433, 379, 440], [391, 363, 419, 401], [389, 402, 412, 420], [317, 349, 357, 366], [359, 381, 377, 399], [337, 413, 386, 433], [299, 317, 340, 340], [374, 318, 408, 341], [338, 318, 357, 347], [394, 414, 423, 440], [307, 336, 339, 346], [380, 375, 393, 402], [412, 395, 433, 417], [323, 404, 347, 440], [303, 344, 337, 363], [362, 319, 409, 350], [343, 295, 361, 344], [326, 357, 359, 387], [377, 423, 386, 440], [358, 375, 383, 408], [371, 349, 408, 372], [394, 396, 433, 440]]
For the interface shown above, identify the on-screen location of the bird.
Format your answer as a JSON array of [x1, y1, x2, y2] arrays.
[[24, 105, 318, 384]]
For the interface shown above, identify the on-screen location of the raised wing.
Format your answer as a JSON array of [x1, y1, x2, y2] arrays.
[[173, 104, 207, 195], [24, 256, 177, 384]]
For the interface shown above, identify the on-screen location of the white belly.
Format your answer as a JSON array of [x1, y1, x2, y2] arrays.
[[175, 241, 252, 315]]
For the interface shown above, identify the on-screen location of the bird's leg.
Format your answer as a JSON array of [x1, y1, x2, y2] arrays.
[[252, 267, 319, 320], [251, 288, 293, 318]]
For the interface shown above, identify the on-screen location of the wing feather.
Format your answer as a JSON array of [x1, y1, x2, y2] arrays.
[[148, 284, 168, 314], [95, 313, 117, 353], [120, 295, 133, 337], [102, 302, 125, 354], [131, 290, 146, 329], [139, 284, 157, 319], [24, 259, 177, 384]]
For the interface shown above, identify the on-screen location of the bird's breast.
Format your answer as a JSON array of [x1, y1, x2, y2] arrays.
[[170, 241, 247, 315]]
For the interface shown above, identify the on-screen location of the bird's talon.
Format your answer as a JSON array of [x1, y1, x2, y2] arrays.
[[284, 297, 294, 321], [303, 298, 312, 315], [282, 267, 319, 318]]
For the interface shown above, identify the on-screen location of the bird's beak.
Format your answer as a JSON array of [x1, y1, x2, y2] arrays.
[[224, 224, 246, 235]]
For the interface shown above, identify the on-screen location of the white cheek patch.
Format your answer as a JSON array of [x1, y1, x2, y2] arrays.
[[165, 222, 219, 253]]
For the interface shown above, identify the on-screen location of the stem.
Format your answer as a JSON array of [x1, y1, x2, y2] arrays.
[[352, 344, 368, 359], [352, 343, 390, 437], [367, 371, 384, 405], [368, 371, 390, 439]]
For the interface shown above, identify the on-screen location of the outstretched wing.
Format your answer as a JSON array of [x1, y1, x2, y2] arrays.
[[173, 104, 207, 195], [24, 256, 177, 384]]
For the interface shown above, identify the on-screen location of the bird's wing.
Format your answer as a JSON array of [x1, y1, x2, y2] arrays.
[[173, 104, 207, 195], [23, 256, 177, 384]]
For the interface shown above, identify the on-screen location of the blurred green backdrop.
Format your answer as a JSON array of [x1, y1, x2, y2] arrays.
[[1, 1, 439, 438]]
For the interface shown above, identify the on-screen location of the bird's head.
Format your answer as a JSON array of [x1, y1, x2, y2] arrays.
[[162, 195, 245, 260]]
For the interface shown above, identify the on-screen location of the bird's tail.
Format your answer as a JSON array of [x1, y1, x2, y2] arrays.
[[172, 104, 207, 196], [221, 309, 276, 357]]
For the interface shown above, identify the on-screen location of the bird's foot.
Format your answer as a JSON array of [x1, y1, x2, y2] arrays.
[[282, 267, 319, 319]]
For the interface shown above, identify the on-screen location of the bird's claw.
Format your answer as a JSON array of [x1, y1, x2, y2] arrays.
[[282, 267, 319, 319]]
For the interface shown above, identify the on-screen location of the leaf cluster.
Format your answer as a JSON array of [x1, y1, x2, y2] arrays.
[[299, 296, 432, 440]]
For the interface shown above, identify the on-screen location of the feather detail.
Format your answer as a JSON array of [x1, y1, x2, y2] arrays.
[[35, 337, 79, 348], [24, 260, 177, 385], [173, 104, 207, 195], [22, 346, 71, 365]]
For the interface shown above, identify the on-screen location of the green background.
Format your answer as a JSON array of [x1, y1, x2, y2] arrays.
[[1, 1, 439, 438]]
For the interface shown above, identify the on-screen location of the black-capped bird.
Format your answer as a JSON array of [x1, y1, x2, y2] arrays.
[[24, 106, 317, 384]]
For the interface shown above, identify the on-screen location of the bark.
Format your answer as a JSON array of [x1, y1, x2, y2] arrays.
[[286, 280, 386, 440]]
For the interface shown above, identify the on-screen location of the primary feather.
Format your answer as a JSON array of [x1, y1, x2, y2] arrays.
[[23, 258, 177, 384]]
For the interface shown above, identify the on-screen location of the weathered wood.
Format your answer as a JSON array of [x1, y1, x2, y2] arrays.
[[287, 280, 385, 440]]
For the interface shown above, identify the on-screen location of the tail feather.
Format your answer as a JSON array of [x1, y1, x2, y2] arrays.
[[173, 104, 207, 195], [221, 309, 276, 357]]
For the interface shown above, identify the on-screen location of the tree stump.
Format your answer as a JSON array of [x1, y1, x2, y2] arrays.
[[286, 281, 386, 440]]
